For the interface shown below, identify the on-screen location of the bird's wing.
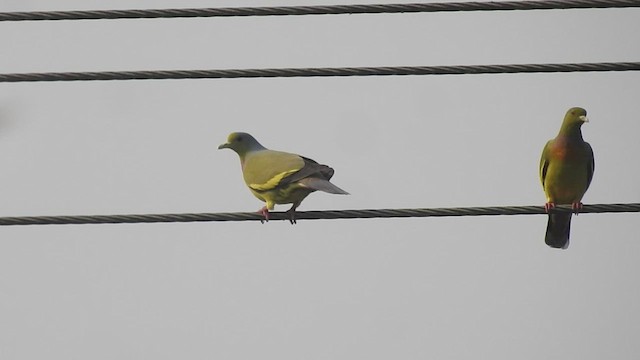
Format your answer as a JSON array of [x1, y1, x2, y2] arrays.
[[585, 141, 595, 190], [540, 139, 553, 188], [279, 157, 348, 194], [245, 152, 339, 193], [243, 150, 305, 192], [279, 156, 334, 184]]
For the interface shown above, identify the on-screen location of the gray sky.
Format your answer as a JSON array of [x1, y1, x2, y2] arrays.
[[1, 1, 640, 359]]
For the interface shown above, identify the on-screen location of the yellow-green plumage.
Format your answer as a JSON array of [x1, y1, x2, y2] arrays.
[[219, 132, 349, 223], [243, 150, 310, 210], [539, 107, 594, 249]]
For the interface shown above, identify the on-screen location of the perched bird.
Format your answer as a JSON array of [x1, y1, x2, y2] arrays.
[[539, 107, 595, 249], [218, 132, 349, 223]]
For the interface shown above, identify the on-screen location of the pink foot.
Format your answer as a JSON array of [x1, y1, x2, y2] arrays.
[[257, 206, 270, 223], [571, 202, 583, 215], [544, 202, 556, 213]]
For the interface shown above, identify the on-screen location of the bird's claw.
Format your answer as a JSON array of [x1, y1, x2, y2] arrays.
[[257, 207, 270, 224], [257, 206, 297, 224], [571, 202, 583, 215], [544, 202, 583, 215], [544, 202, 556, 213], [286, 208, 297, 225]]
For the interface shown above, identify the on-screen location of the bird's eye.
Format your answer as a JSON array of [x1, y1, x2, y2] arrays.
[[237, 136, 243, 142]]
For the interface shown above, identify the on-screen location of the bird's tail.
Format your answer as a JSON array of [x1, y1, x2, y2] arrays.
[[299, 178, 349, 195], [545, 213, 572, 249]]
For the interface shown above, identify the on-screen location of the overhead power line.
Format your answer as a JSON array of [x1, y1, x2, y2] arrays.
[[0, 203, 638, 226], [1, 0, 638, 22], [1, 62, 639, 83]]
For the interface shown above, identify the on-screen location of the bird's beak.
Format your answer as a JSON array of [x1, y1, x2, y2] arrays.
[[579, 115, 589, 123], [218, 142, 229, 150]]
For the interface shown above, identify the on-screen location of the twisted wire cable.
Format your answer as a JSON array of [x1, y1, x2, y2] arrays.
[[1, 0, 638, 22], [0, 203, 638, 226], [1, 62, 639, 83]]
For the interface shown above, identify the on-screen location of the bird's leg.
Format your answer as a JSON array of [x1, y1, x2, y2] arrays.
[[285, 203, 299, 225], [257, 206, 270, 224], [544, 202, 556, 213], [571, 202, 583, 215]]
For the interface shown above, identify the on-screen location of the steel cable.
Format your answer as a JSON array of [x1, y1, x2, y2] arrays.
[[1, 62, 639, 83], [0, 203, 638, 226], [1, 0, 639, 22]]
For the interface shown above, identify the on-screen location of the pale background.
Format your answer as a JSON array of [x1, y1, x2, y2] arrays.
[[1, 1, 640, 359]]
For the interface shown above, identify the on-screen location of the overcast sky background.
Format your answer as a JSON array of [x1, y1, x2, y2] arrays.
[[1, 1, 640, 359]]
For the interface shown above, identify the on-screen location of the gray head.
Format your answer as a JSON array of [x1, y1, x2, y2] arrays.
[[218, 132, 266, 157]]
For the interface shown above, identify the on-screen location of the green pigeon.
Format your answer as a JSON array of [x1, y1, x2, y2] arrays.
[[218, 132, 349, 223], [539, 107, 595, 249]]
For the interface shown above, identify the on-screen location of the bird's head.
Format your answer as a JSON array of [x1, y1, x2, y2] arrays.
[[563, 107, 589, 127], [218, 132, 265, 156], [558, 107, 589, 136]]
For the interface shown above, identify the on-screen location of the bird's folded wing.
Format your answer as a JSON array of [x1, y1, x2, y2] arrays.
[[245, 150, 305, 191], [279, 156, 334, 184], [246, 153, 337, 192], [540, 140, 552, 187], [585, 142, 595, 189]]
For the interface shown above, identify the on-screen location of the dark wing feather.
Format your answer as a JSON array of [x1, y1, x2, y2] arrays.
[[585, 142, 595, 190], [540, 140, 552, 188], [278, 156, 334, 187]]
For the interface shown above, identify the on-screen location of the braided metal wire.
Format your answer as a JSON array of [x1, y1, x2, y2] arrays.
[[0, 203, 638, 226], [1, 0, 638, 22], [1, 62, 639, 83]]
